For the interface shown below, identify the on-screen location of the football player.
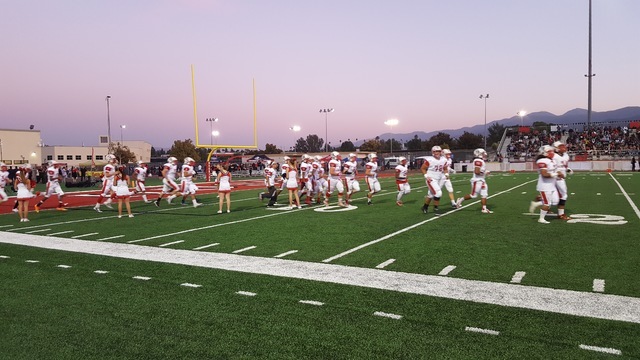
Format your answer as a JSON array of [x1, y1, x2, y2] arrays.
[[325, 151, 346, 207], [342, 153, 360, 205], [534, 145, 559, 224], [154, 156, 182, 206], [180, 157, 203, 208], [94, 154, 118, 212], [394, 156, 410, 206], [364, 153, 381, 205], [456, 148, 493, 213], [34, 160, 68, 212], [420, 146, 448, 215]]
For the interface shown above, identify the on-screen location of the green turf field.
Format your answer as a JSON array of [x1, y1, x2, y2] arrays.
[[1, 172, 639, 359]]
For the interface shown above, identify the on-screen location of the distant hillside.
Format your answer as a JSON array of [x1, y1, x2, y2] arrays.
[[375, 106, 640, 144]]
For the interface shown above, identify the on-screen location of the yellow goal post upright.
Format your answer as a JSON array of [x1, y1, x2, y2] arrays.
[[190, 65, 258, 181]]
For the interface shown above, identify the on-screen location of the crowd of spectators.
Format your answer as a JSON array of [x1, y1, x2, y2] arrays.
[[505, 124, 640, 160]]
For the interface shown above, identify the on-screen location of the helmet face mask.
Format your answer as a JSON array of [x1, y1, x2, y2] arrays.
[[331, 151, 340, 159], [368, 153, 377, 161], [105, 154, 117, 164], [473, 148, 487, 159], [167, 156, 177, 164]]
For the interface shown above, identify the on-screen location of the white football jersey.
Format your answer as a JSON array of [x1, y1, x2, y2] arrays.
[[536, 157, 557, 191]]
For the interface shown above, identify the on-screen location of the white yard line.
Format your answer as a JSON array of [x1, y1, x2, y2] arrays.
[[236, 291, 257, 297], [299, 300, 324, 306], [132, 276, 151, 281], [322, 180, 536, 263], [180, 283, 202, 288], [3, 233, 640, 324], [25, 229, 52, 234], [593, 279, 605, 293], [609, 173, 640, 220]]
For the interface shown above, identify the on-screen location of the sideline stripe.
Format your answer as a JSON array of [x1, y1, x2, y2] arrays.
[[593, 279, 605, 293], [511, 271, 526, 284], [274, 250, 298, 258], [232, 246, 256, 254], [376, 259, 396, 269], [608, 173, 640, 220], [159, 240, 185, 247], [4, 233, 640, 324], [578, 344, 622, 356], [322, 180, 537, 263], [373, 311, 402, 320], [439, 265, 457, 276], [465, 326, 500, 336], [193, 243, 219, 250]]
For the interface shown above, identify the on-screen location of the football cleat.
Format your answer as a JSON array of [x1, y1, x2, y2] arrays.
[[558, 214, 572, 220], [481, 208, 493, 214], [421, 204, 428, 214], [456, 198, 463, 208], [538, 218, 550, 224], [193, 203, 203, 208], [34, 205, 40, 213], [93, 205, 102, 213], [396, 201, 403, 207], [128, 214, 134, 218]]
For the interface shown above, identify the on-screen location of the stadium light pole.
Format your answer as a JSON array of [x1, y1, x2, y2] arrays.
[[320, 108, 334, 152], [289, 125, 301, 153], [118, 125, 126, 164], [517, 110, 527, 127], [480, 94, 489, 150], [206, 117, 219, 144], [106, 96, 112, 151], [383, 118, 399, 154]]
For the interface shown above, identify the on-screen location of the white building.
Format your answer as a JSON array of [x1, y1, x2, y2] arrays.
[[41, 139, 152, 168], [0, 128, 43, 169]]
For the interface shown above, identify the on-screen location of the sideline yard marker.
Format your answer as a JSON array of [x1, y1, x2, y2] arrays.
[[180, 283, 202, 288], [48, 230, 75, 236], [274, 250, 298, 258], [376, 259, 396, 269], [373, 311, 403, 320], [25, 229, 51, 234], [193, 243, 219, 250], [579, 344, 621, 356], [439, 265, 457, 276], [94, 270, 109, 274], [465, 326, 500, 336], [133, 276, 151, 281], [0, 255, 10, 259], [236, 291, 257, 297], [232, 246, 256, 254], [593, 279, 605, 293], [159, 240, 185, 247], [71, 232, 99, 239], [511, 271, 526, 284], [56, 265, 72, 269], [299, 300, 324, 306], [25, 260, 40, 263]]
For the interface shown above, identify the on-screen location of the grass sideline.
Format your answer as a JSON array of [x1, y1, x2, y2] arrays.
[[1, 172, 639, 358]]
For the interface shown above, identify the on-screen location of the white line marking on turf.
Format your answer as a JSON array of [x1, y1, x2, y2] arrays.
[[236, 291, 257, 297], [299, 300, 324, 306], [127, 205, 318, 243], [132, 276, 151, 281], [95, 235, 125, 241], [71, 232, 99, 239], [94, 270, 109, 274], [373, 311, 403, 320], [159, 240, 184, 247], [323, 180, 537, 263], [596, 193, 601, 195], [376, 259, 396, 269], [439, 265, 457, 276], [465, 326, 500, 336], [25, 260, 39, 263], [593, 279, 605, 293], [510, 271, 526, 284], [0, 255, 10, 259], [47, 230, 75, 236], [0, 225, 14, 228], [609, 173, 640, 220], [193, 243, 219, 250], [579, 344, 622, 356], [25, 228, 52, 234], [233, 246, 256, 254], [274, 250, 298, 258], [56, 265, 72, 269], [180, 283, 202, 288], [5, 234, 640, 324]]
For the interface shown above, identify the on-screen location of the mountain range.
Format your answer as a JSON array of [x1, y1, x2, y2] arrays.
[[376, 106, 640, 144]]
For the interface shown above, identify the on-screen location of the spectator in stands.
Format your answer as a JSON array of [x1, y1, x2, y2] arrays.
[[632, 156, 637, 172]]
